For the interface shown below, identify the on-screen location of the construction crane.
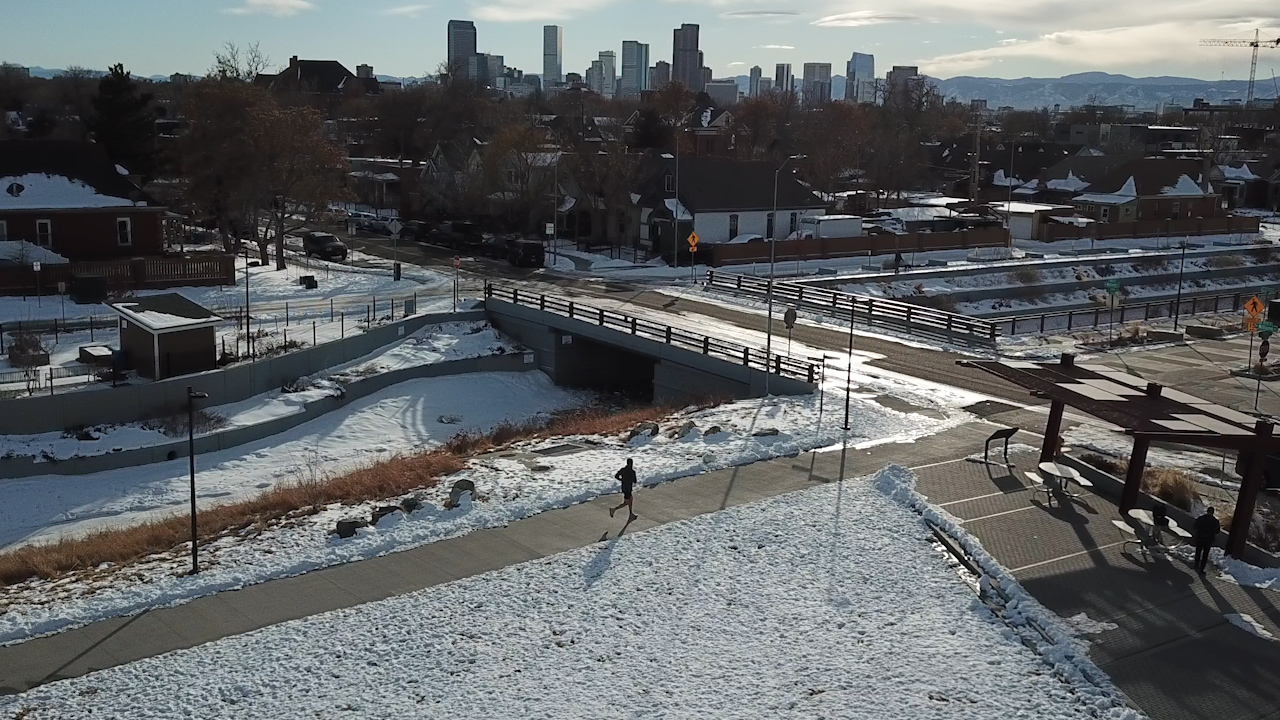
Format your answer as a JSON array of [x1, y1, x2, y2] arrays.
[[1200, 30, 1280, 104]]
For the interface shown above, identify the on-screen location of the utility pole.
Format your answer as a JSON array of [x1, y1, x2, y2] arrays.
[[969, 125, 981, 201]]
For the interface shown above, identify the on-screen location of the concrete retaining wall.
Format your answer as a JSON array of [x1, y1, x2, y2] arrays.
[[0, 352, 534, 479], [0, 311, 488, 436]]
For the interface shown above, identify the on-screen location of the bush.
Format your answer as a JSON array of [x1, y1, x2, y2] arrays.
[[1249, 247, 1277, 265], [1208, 254, 1245, 269], [141, 409, 228, 438], [1010, 267, 1042, 285], [1078, 453, 1200, 511], [1132, 256, 1171, 273]]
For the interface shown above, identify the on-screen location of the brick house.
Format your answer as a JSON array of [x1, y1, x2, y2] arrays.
[[1070, 158, 1224, 223], [0, 141, 166, 260]]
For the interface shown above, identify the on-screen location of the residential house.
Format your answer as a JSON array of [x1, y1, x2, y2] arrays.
[[1070, 158, 1224, 224], [254, 56, 381, 105], [632, 154, 827, 262], [0, 140, 166, 259], [1011, 155, 1128, 204], [1219, 153, 1280, 209]]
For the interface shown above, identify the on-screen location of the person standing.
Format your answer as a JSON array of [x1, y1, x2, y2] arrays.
[[1193, 507, 1221, 575], [609, 458, 638, 521]]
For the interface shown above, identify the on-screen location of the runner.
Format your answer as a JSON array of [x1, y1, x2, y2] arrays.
[[609, 458, 638, 521]]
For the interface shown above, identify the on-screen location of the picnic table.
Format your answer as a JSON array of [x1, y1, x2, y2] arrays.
[[1037, 461, 1094, 498], [1127, 508, 1192, 548]]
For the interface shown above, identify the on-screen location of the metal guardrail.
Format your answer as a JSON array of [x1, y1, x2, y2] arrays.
[[484, 283, 820, 384], [706, 270, 1000, 348], [993, 288, 1279, 336]]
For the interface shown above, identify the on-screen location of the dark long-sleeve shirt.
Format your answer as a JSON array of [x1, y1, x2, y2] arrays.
[[1193, 513, 1221, 544]]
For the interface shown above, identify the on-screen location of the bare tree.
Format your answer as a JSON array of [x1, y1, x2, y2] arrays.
[[210, 42, 271, 83]]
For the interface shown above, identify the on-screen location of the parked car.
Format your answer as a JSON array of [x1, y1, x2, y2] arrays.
[[422, 221, 482, 249], [302, 232, 348, 261], [479, 235, 511, 259], [400, 220, 429, 242], [509, 239, 545, 268]]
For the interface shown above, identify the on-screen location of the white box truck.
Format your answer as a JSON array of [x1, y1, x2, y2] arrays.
[[798, 214, 863, 239]]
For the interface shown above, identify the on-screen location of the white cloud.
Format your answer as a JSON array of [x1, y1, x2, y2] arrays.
[[753, 44, 795, 50], [919, 21, 1263, 76], [473, 0, 611, 21], [223, 0, 314, 16], [812, 10, 921, 27], [379, 4, 429, 16], [727, 61, 747, 66]]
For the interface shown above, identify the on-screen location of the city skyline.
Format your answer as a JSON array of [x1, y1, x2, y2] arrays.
[[2, 1, 1276, 82]]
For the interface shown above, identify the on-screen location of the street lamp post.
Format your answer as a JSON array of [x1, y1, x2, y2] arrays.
[[187, 387, 209, 575], [765, 154, 805, 395], [844, 298, 856, 431], [1173, 238, 1188, 331]]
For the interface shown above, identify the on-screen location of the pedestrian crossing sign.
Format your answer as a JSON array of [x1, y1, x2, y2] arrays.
[[687, 231, 700, 251], [1246, 296, 1265, 318]]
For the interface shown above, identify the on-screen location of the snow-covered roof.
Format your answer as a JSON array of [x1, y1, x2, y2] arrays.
[[1, 173, 146, 211], [1221, 164, 1261, 182], [992, 201, 1075, 215], [1049, 216, 1094, 227], [348, 171, 400, 182], [664, 198, 693, 221], [1074, 176, 1138, 205], [1158, 174, 1205, 197], [910, 196, 971, 208], [991, 169, 1022, 187], [1046, 171, 1090, 193], [0, 241, 70, 266], [112, 294, 222, 334]]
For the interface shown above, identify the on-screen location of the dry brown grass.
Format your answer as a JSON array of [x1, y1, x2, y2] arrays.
[[1079, 453, 1200, 511], [0, 401, 699, 587]]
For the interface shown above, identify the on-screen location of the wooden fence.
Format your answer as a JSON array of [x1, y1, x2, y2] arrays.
[[707, 227, 1009, 267], [0, 254, 236, 296], [1038, 216, 1261, 242]]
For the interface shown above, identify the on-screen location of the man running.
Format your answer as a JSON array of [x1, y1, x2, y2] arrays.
[[609, 458, 638, 521]]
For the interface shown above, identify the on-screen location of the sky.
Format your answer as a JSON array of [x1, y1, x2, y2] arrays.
[[2, 0, 1279, 82]]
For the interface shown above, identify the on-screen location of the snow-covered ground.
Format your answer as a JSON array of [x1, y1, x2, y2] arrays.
[[0, 468, 1137, 720], [0, 322, 519, 462], [0, 381, 971, 646], [0, 253, 449, 324]]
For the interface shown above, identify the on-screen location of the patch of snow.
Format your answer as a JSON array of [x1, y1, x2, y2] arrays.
[[1074, 176, 1137, 205], [0, 473, 1141, 720], [992, 168, 1022, 187], [1225, 613, 1275, 641], [0, 241, 69, 266], [1063, 612, 1119, 636], [114, 164, 129, 176], [1221, 164, 1260, 181]]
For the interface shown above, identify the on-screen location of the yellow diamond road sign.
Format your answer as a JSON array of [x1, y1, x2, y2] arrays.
[[687, 231, 700, 250], [1246, 296, 1265, 318]]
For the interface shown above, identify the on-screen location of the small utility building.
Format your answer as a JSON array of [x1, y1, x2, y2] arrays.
[[111, 294, 220, 380]]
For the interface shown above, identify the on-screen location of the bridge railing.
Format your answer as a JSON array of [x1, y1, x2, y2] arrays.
[[485, 283, 820, 384], [705, 270, 999, 348]]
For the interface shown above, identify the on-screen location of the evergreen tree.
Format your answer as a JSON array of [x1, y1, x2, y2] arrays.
[[89, 64, 157, 179]]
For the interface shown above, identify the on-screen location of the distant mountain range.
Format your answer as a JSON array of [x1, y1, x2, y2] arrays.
[[727, 71, 1277, 110]]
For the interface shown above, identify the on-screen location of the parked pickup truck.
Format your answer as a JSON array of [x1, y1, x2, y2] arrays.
[[420, 221, 482, 250]]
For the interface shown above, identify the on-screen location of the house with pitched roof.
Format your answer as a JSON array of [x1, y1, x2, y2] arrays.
[[254, 56, 381, 98], [632, 154, 827, 262], [0, 140, 166, 259], [1070, 158, 1224, 223]]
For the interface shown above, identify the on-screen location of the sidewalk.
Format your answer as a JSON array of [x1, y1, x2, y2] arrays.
[[0, 419, 995, 695]]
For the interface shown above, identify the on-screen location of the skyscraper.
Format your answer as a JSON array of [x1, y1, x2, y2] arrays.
[[748, 66, 762, 97], [620, 41, 650, 97], [845, 52, 875, 103], [598, 51, 617, 98], [543, 25, 563, 87], [672, 24, 704, 91], [774, 63, 793, 97], [886, 65, 925, 106], [587, 60, 605, 96], [651, 61, 671, 90], [802, 63, 832, 105], [447, 20, 477, 78]]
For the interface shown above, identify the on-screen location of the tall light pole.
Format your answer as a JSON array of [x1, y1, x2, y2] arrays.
[[1173, 237, 1188, 331], [187, 387, 209, 575], [765, 154, 805, 395]]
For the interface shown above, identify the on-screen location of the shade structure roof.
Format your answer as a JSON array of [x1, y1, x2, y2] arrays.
[[962, 356, 1280, 452]]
